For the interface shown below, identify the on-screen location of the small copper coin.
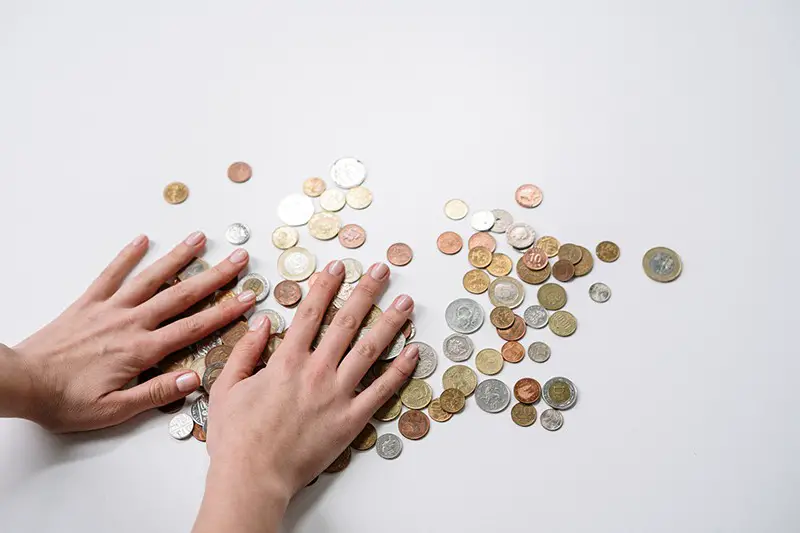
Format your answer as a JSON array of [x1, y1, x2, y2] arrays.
[[517, 258, 551, 285], [163, 182, 189, 204], [339, 224, 367, 249], [553, 259, 575, 282], [439, 388, 466, 413], [523, 247, 549, 271], [302, 177, 326, 197], [501, 341, 525, 363], [468, 246, 493, 268], [192, 423, 207, 442], [558, 243, 583, 265], [387, 243, 413, 266], [428, 398, 453, 422], [490, 306, 515, 329], [511, 403, 537, 427], [227, 162, 252, 183], [324, 447, 351, 473], [468, 232, 497, 252], [274, 280, 302, 307], [350, 423, 378, 451], [221, 321, 248, 346], [497, 315, 526, 341], [437, 231, 463, 255], [514, 378, 542, 404], [515, 184, 543, 208], [398, 410, 431, 440], [596, 241, 620, 263]]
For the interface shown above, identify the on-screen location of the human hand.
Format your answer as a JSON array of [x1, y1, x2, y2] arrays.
[[7, 232, 257, 432]]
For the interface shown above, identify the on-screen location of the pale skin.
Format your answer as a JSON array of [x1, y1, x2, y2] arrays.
[[0, 232, 419, 533]]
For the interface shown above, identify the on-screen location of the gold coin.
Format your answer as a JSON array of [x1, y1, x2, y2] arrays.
[[308, 212, 342, 240], [302, 177, 326, 197], [558, 243, 583, 265], [511, 402, 537, 427], [549, 310, 577, 337], [428, 398, 453, 422], [487, 253, 513, 276], [596, 241, 620, 262], [442, 365, 478, 396], [490, 306, 515, 329], [271, 226, 299, 250], [350, 423, 378, 451], [399, 379, 433, 410], [439, 388, 466, 413], [573, 246, 593, 277], [468, 247, 492, 268], [345, 186, 373, 209], [463, 269, 491, 294], [537, 283, 567, 310], [163, 182, 189, 204], [643, 246, 683, 283], [536, 236, 561, 257], [475, 348, 504, 376], [517, 258, 551, 285], [373, 394, 402, 421]]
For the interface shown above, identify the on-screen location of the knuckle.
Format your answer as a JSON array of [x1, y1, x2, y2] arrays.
[[147, 379, 170, 407], [354, 340, 377, 361], [357, 282, 377, 299], [297, 304, 322, 322], [180, 316, 205, 337], [392, 362, 413, 381], [315, 277, 335, 293], [171, 282, 196, 307], [373, 379, 393, 402], [333, 313, 358, 331], [382, 312, 403, 330]]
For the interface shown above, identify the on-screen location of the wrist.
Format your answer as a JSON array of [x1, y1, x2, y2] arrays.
[[0, 343, 40, 421]]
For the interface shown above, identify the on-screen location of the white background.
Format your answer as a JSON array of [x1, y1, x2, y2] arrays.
[[1, 1, 798, 532]]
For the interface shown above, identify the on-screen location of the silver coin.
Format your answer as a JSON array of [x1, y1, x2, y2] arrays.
[[376, 433, 403, 460], [444, 298, 485, 334], [405, 321, 416, 341], [589, 282, 611, 303], [330, 157, 367, 189], [168, 413, 194, 440], [189, 397, 209, 426], [319, 189, 346, 212], [527, 341, 551, 363], [409, 342, 437, 378], [523, 305, 549, 329], [178, 258, 209, 281], [225, 222, 251, 245], [444, 199, 469, 220], [470, 210, 496, 231], [474, 379, 511, 413], [311, 325, 329, 350], [333, 281, 355, 308], [194, 335, 222, 358], [342, 258, 363, 283], [250, 309, 285, 334], [540, 409, 564, 431], [277, 247, 316, 281], [488, 276, 525, 309], [277, 193, 315, 226], [235, 273, 270, 303], [490, 209, 514, 233], [442, 333, 474, 362], [380, 331, 406, 361], [506, 222, 536, 249], [543, 376, 578, 410]]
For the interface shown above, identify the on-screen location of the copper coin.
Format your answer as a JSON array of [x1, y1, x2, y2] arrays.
[[514, 378, 542, 404], [516, 257, 552, 285], [439, 388, 466, 413], [192, 423, 207, 442], [497, 315, 526, 341], [553, 259, 575, 282], [339, 224, 367, 249], [596, 241, 620, 263], [490, 306, 515, 329], [387, 243, 413, 266], [573, 246, 594, 277], [324, 447, 351, 473], [558, 243, 583, 265], [163, 182, 189, 204], [522, 247, 549, 270], [221, 321, 248, 346], [515, 184, 543, 208], [350, 423, 378, 451], [227, 161, 252, 183], [398, 410, 430, 440], [205, 344, 233, 366], [501, 341, 525, 363], [275, 280, 302, 307], [437, 231, 463, 255], [468, 232, 497, 252]]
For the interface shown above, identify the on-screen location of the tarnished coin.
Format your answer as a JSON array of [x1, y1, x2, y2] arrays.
[[374, 394, 402, 421], [523, 305, 549, 329], [440, 388, 466, 413], [490, 209, 514, 233], [444, 199, 469, 220], [523, 247, 549, 271], [338, 224, 367, 249], [163, 182, 189, 204], [227, 162, 252, 183], [514, 378, 541, 404], [445, 298, 485, 334], [409, 342, 437, 379], [192, 423, 207, 442], [330, 157, 367, 188], [463, 269, 490, 294], [319, 189, 346, 212], [225, 222, 251, 245], [471, 210, 496, 231], [527, 341, 551, 363], [277, 193, 315, 226], [643, 247, 682, 282], [552, 259, 575, 282], [202, 362, 225, 393], [573, 246, 594, 277], [487, 253, 513, 277], [517, 258, 551, 285], [506, 222, 536, 249], [537, 283, 567, 310], [541, 408, 564, 431], [443, 333, 474, 362], [190, 397, 209, 426], [589, 282, 611, 303], [333, 282, 356, 308], [488, 276, 525, 309], [387, 243, 413, 266], [272, 226, 299, 250], [169, 413, 195, 440], [442, 365, 478, 396], [501, 341, 525, 363], [549, 310, 577, 337], [475, 379, 511, 413], [468, 232, 497, 252], [205, 344, 233, 366], [351, 423, 378, 451], [278, 247, 316, 281], [596, 241, 620, 263], [400, 379, 433, 410], [536, 236, 561, 257], [178, 258, 209, 281], [345, 186, 373, 209], [515, 184, 543, 208], [342, 258, 364, 283], [468, 247, 492, 268], [497, 315, 526, 341], [236, 273, 269, 303], [220, 321, 247, 346], [476, 348, 504, 376], [558, 243, 582, 265], [428, 398, 453, 422], [511, 403, 537, 427], [308, 212, 342, 240], [376, 433, 403, 460], [325, 447, 351, 473], [489, 306, 515, 329], [302, 177, 326, 197], [543, 376, 577, 410], [399, 410, 430, 440], [274, 280, 302, 307], [437, 231, 463, 255]]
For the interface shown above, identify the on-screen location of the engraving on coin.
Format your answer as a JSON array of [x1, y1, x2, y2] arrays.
[[468, 232, 497, 252], [490, 209, 514, 233], [444, 199, 469, 220], [523, 247, 549, 271], [376, 433, 403, 459], [488, 276, 525, 309], [523, 305, 549, 329], [490, 306, 515, 329], [225, 222, 251, 245], [274, 280, 302, 307], [437, 231, 463, 255], [514, 378, 541, 404], [302, 177, 326, 197], [387, 243, 413, 266], [428, 398, 453, 422], [476, 348, 504, 375], [345, 186, 373, 209], [440, 388, 466, 413], [506, 222, 536, 249], [278, 247, 316, 281], [409, 342, 437, 378], [558, 243, 583, 265], [338, 224, 367, 249], [589, 282, 611, 303], [250, 309, 285, 335], [163, 182, 189, 204], [190, 397, 209, 426], [399, 379, 433, 409], [528, 341, 551, 363], [374, 395, 402, 421], [463, 269, 491, 294], [333, 282, 356, 308], [169, 413, 195, 440], [517, 258, 551, 285], [342, 258, 364, 283], [202, 362, 225, 392], [515, 184, 543, 208], [221, 321, 248, 345], [272, 226, 299, 250], [467, 247, 492, 268], [543, 377, 577, 410], [536, 236, 561, 257], [236, 273, 269, 302], [398, 410, 430, 440], [540, 408, 564, 431], [643, 246, 682, 282], [227, 162, 252, 183], [319, 189, 346, 212], [501, 341, 525, 363], [205, 344, 233, 366], [442, 365, 478, 396], [443, 333, 475, 362], [475, 379, 511, 413], [511, 403, 537, 427], [596, 241, 620, 263], [330, 157, 367, 188], [487, 253, 513, 277], [552, 259, 575, 282], [178, 258, 209, 281], [445, 298, 485, 334], [549, 310, 577, 337], [496, 315, 526, 342], [537, 283, 567, 310], [471, 210, 496, 231]]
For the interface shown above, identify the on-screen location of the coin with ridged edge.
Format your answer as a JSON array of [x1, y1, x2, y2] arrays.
[[376, 433, 403, 459], [168, 413, 194, 440], [428, 398, 453, 422], [523, 305, 549, 329], [463, 269, 490, 294], [399, 379, 432, 409], [549, 310, 577, 337], [589, 282, 611, 303], [445, 298, 484, 334], [442, 333, 474, 362], [163, 182, 189, 204], [543, 376, 577, 410]]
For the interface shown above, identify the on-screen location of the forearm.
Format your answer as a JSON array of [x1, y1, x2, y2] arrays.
[[0, 343, 36, 420]]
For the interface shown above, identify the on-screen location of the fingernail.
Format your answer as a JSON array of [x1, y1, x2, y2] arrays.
[[327, 260, 344, 275], [132, 234, 147, 247], [238, 290, 256, 302], [394, 294, 413, 312], [230, 248, 248, 263], [185, 231, 205, 246], [249, 315, 268, 331], [404, 344, 419, 360], [176, 372, 200, 393], [370, 262, 390, 281]]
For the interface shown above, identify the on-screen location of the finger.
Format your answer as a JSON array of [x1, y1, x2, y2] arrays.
[[282, 260, 344, 349], [139, 248, 249, 327], [83, 235, 149, 301], [114, 231, 206, 306], [350, 344, 419, 419], [213, 315, 271, 394], [316, 262, 390, 364], [109, 370, 200, 422], [337, 294, 414, 389]]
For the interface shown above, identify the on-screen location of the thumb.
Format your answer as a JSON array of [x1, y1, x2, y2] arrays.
[[213, 315, 270, 394], [111, 370, 200, 422]]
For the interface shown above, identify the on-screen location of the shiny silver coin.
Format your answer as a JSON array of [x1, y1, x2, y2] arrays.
[[523, 305, 549, 329], [475, 379, 511, 413], [235, 273, 270, 303], [405, 321, 416, 341], [506, 222, 536, 249], [319, 189, 346, 212], [490, 209, 514, 233], [589, 282, 611, 303], [189, 397, 209, 426], [277, 247, 316, 281], [409, 342, 437, 378], [543, 376, 578, 410], [194, 335, 222, 358], [380, 331, 407, 361], [333, 281, 356, 308], [277, 193, 315, 226], [376, 433, 403, 460], [540, 409, 564, 431], [225, 222, 251, 245], [442, 333, 474, 362], [168, 413, 194, 440], [445, 298, 485, 334], [488, 276, 525, 309], [330, 157, 367, 189], [342, 258, 364, 284], [470, 210, 496, 231], [527, 341, 551, 363]]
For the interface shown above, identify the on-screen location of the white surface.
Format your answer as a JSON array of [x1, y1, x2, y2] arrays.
[[1, 1, 799, 532]]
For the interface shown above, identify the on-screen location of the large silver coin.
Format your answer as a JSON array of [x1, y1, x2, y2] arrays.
[[442, 333, 474, 362], [376, 433, 403, 460], [342, 258, 363, 283], [168, 413, 194, 440], [523, 305, 549, 329], [235, 273, 270, 303], [225, 222, 251, 245], [330, 157, 367, 189], [589, 282, 611, 303], [470, 210, 495, 231], [475, 379, 511, 413], [380, 331, 406, 360], [540, 409, 564, 431], [506, 222, 536, 249], [490, 209, 514, 233], [488, 276, 525, 309], [277, 247, 316, 281], [543, 376, 578, 410], [277, 194, 315, 226], [527, 341, 551, 363], [189, 397, 209, 426], [409, 342, 437, 378], [445, 298, 485, 334], [319, 189, 346, 212]]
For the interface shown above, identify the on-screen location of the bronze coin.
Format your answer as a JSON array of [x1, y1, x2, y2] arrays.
[[163, 182, 189, 204], [350, 423, 378, 451], [516, 257, 551, 285], [275, 280, 302, 307], [515, 184, 543, 208], [490, 306, 515, 329], [192, 423, 207, 442], [387, 243, 413, 266], [511, 402, 537, 427], [221, 321, 248, 346], [324, 447, 351, 473], [437, 231, 463, 255], [398, 410, 430, 440], [501, 341, 525, 363], [468, 232, 497, 252], [467, 247, 493, 268], [573, 246, 594, 277], [428, 398, 453, 422], [205, 344, 233, 366], [227, 161, 252, 183], [552, 259, 575, 282], [558, 243, 583, 265], [339, 224, 367, 249], [497, 315, 526, 341], [596, 241, 620, 263], [522, 247, 549, 271], [514, 378, 542, 404], [439, 388, 466, 413]]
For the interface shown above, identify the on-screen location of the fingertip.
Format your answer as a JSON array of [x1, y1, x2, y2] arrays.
[[327, 260, 345, 276], [369, 262, 390, 281], [176, 371, 200, 393], [403, 343, 420, 361], [249, 314, 271, 332], [132, 234, 148, 247]]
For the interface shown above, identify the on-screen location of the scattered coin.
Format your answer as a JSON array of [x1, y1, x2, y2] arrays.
[[540, 409, 564, 431], [330, 157, 367, 189], [543, 377, 578, 410], [442, 365, 478, 396], [444, 199, 469, 220], [277, 194, 315, 226], [596, 241, 620, 263], [409, 342, 438, 379], [488, 276, 525, 308], [549, 310, 577, 337], [489, 306, 515, 329], [227, 162, 252, 183], [319, 189, 346, 211], [236, 273, 269, 303], [274, 280, 302, 307], [476, 348, 504, 375], [513, 378, 541, 404], [302, 177, 326, 197], [517, 258, 551, 285], [325, 447, 351, 473], [471, 210, 496, 231], [192, 423, 207, 442], [523, 247, 549, 271], [272, 226, 299, 250], [345, 186, 373, 209], [515, 184, 543, 208], [168, 413, 194, 440], [445, 298, 485, 334], [487, 253, 513, 277], [552, 259, 575, 282], [374, 394, 403, 422], [558, 243, 582, 265], [468, 232, 497, 252], [202, 362, 225, 392], [589, 282, 611, 303], [278, 247, 316, 281], [398, 410, 430, 440], [511, 403, 537, 427], [442, 333, 475, 362], [467, 247, 492, 268], [497, 315, 526, 341], [342, 258, 364, 283], [163, 182, 189, 204], [527, 341, 551, 363], [440, 388, 466, 413], [463, 269, 491, 294], [225, 223, 251, 245], [376, 433, 403, 460], [351, 423, 378, 451], [506, 222, 536, 249], [387, 243, 413, 266], [490, 209, 514, 233], [523, 305, 549, 329], [308, 212, 342, 240], [437, 231, 463, 255], [501, 341, 525, 363], [475, 379, 511, 413], [338, 224, 367, 249], [428, 398, 453, 422], [643, 246, 682, 282], [536, 236, 561, 257], [573, 246, 594, 277], [400, 379, 433, 410], [537, 283, 567, 310]]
